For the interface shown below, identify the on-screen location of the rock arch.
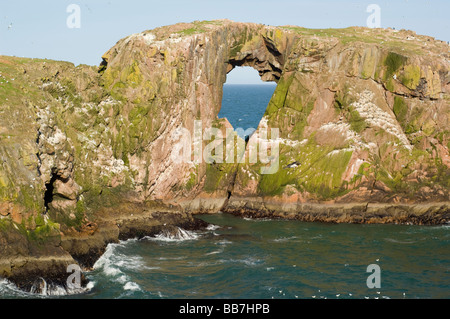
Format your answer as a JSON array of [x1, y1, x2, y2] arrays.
[[99, 20, 449, 207], [225, 34, 285, 82], [1, 20, 449, 293]]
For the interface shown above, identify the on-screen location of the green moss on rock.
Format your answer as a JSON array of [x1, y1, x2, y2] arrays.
[[401, 64, 421, 90], [264, 74, 294, 116], [384, 52, 407, 81], [348, 107, 368, 133], [257, 140, 353, 199], [393, 96, 408, 127]]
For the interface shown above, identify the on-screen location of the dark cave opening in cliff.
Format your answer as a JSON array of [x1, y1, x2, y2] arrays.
[[218, 66, 276, 142], [43, 173, 58, 212]]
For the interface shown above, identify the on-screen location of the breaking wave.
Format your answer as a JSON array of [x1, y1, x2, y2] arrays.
[[145, 227, 200, 242], [273, 236, 299, 242], [123, 281, 141, 291], [206, 224, 220, 231], [0, 279, 30, 298], [243, 217, 273, 222], [219, 257, 264, 267], [93, 240, 150, 292], [0, 277, 89, 298]]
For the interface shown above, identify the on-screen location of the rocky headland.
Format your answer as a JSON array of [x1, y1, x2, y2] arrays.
[[0, 20, 449, 293]]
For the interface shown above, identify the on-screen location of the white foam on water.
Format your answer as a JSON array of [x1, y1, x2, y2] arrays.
[[0, 278, 30, 298], [93, 243, 122, 276], [0, 277, 90, 297], [147, 227, 200, 242], [86, 281, 96, 290], [115, 255, 153, 271], [117, 275, 128, 284], [216, 239, 233, 246], [103, 266, 122, 277], [205, 249, 224, 256], [94, 239, 153, 274], [273, 236, 299, 242], [156, 256, 186, 261], [123, 281, 141, 291], [93, 239, 152, 291], [384, 238, 417, 244], [188, 260, 222, 267], [206, 224, 220, 231], [243, 217, 273, 222], [220, 257, 263, 267]]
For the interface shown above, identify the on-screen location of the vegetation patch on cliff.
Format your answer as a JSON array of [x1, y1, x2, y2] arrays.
[[257, 139, 353, 199]]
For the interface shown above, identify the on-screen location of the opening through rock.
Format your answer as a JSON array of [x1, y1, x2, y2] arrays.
[[218, 66, 276, 141]]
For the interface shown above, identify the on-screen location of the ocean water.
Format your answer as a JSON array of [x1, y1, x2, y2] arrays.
[[218, 84, 276, 138], [1, 213, 449, 299]]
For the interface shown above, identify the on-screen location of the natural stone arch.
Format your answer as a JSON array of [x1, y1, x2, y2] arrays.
[[225, 35, 285, 83], [1, 20, 449, 293], [218, 31, 286, 135], [99, 20, 449, 205], [213, 25, 294, 135]]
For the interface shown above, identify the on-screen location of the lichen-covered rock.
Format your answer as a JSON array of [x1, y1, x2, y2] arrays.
[[0, 21, 449, 290], [99, 21, 449, 205]]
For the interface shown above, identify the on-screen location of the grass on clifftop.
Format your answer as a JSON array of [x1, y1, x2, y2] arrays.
[[175, 20, 224, 36], [280, 26, 424, 55]]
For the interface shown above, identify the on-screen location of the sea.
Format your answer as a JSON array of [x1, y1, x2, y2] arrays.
[[0, 84, 449, 299], [218, 84, 276, 138]]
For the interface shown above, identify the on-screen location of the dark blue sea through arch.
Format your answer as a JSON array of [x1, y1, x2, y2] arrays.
[[218, 67, 276, 139]]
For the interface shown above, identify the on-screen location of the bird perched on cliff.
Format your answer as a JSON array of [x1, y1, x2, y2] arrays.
[[283, 161, 300, 169]]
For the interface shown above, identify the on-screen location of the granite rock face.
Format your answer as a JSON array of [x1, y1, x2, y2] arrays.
[[0, 20, 449, 290]]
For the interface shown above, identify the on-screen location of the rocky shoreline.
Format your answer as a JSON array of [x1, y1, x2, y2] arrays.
[[0, 205, 209, 295], [222, 198, 450, 225]]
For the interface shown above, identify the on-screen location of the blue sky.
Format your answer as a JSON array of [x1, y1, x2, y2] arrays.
[[0, 0, 448, 84]]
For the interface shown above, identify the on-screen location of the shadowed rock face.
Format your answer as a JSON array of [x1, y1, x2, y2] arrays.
[[0, 20, 449, 289]]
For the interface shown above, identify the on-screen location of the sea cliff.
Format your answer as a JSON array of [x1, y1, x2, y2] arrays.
[[0, 20, 448, 292]]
